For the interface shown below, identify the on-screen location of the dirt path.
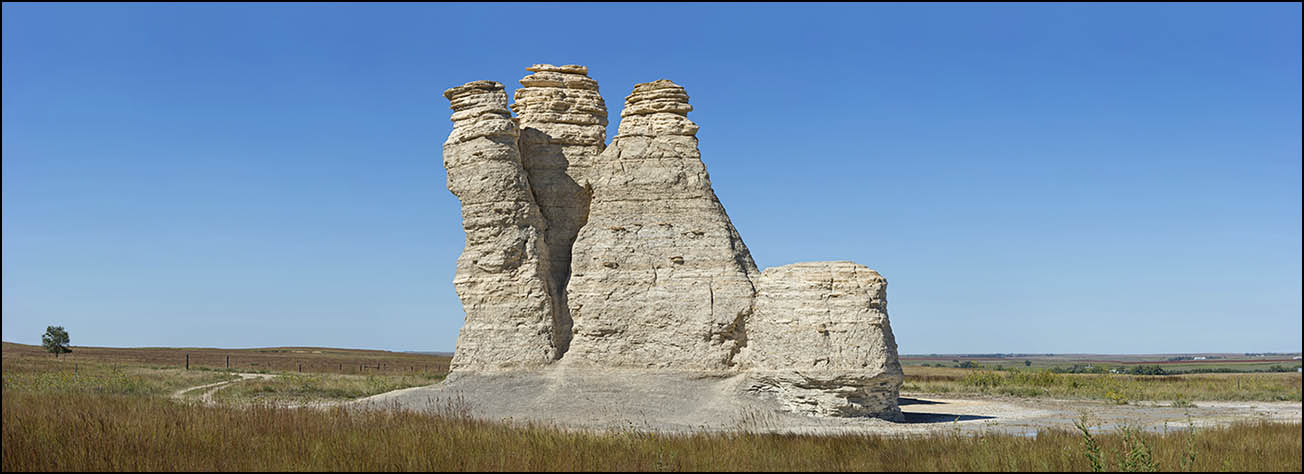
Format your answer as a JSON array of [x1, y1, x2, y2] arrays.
[[171, 373, 276, 405], [168, 372, 376, 409]]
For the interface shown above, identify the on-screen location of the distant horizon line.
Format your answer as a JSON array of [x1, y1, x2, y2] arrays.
[[3, 340, 1298, 357]]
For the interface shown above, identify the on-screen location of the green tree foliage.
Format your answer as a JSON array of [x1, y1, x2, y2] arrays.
[[1128, 365, 1168, 376], [41, 326, 71, 358]]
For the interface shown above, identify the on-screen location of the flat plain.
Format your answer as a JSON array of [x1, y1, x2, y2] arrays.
[[3, 342, 1300, 471]]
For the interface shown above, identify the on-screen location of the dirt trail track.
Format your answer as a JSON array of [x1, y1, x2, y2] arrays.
[[171, 373, 276, 405]]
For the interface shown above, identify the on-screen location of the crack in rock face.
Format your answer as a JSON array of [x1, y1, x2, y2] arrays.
[[440, 65, 903, 421]]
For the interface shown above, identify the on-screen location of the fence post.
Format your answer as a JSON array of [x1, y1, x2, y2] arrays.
[[298, 363, 302, 373], [226, 355, 230, 369], [186, 353, 190, 370]]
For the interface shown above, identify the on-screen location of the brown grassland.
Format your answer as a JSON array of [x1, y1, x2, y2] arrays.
[[1, 341, 450, 376], [4, 343, 1302, 471]]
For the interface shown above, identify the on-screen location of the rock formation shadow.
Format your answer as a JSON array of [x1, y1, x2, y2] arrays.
[[518, 127, 587, 357], [899, 412, 997, 424], [897, 397, 945, 406], [896, 398, 996, 424]]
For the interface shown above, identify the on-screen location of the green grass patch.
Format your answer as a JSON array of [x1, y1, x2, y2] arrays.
[[905, 370, 1301, 402]]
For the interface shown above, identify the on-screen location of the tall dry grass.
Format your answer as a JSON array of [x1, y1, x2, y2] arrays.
[[3, 390, 1300, 471]]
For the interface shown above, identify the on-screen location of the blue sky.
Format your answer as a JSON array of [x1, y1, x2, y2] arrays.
[[3, 3, 1300, 354]]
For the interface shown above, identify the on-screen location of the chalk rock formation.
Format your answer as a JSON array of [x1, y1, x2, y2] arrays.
[[442, 81, 560, 371], [512, 64, 609, 354], [740, 262, 904, 419], [563, 80, 759, 370], [439, 66, 903, 421]]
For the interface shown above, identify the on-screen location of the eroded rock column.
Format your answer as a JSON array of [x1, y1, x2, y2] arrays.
[[512, 64, 608, 355], [740, 261, 904, 419], [564, 80, 759, 370], [443, 81, 559, 371]]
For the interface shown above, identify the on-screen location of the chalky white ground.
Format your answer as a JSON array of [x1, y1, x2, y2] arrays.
[[348, 371, 1302, 436]]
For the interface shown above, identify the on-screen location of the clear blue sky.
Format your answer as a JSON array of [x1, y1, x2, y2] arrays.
[[3, 3, 1300, 354]]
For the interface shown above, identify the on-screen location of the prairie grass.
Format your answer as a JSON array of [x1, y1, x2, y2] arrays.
[[4, 390, 1300, 471], [2, 341, 450, 377], [1, 357, 236, 397], [4, 348, 1300, 471], [902, 369, 1302, 402]]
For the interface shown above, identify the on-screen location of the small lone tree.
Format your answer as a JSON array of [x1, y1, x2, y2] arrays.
[[42, 326, 71, 358]]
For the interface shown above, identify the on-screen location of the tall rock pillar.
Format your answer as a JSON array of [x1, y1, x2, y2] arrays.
[[512, 64, 608, 355], [564, 80, 760, 370], [443, 81, 560, 371]]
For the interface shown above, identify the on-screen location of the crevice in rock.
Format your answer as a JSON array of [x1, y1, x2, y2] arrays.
[[510, 65, 607, 361]]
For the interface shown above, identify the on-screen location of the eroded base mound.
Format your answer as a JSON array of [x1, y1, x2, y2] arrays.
[[352, 373, 1303, 437], [354, 368, 902, 434]]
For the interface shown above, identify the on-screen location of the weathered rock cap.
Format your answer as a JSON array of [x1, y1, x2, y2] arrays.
[[444, 80, 504, 101], [630, 79, 684, 94], [445, 81, 510, 115], [764, 260, 886, 281], [512, 65, 608, 127], [623, 80, 693, 117], [443, 81, 515, 142], [520, 65, 599, 91], [526, 64, 589, 75]]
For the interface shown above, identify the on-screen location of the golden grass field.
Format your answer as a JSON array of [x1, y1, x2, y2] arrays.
[[4, 342, 1301, 471]]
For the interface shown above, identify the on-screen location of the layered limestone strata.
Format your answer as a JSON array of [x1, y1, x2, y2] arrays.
[[563, 80, 759, 370], [443, 81, 560, 371], [512, 64, 609, 354], [740, 262, 904, 419], [440, 67, 903, 420]]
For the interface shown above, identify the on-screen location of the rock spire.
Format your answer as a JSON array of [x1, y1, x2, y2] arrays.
[[511, 64, 609, 355], [563, 79, 759, 370], [439, 66, 904, 420], [442, 81, 561, 370]]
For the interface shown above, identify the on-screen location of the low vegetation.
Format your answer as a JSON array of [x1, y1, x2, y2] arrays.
[[905, 356, 1302, 374], [902, 367, 1302, 402], [1, 341, 450, 377], [3, 344, 1300, 471], [2, 357, 236, 397]]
